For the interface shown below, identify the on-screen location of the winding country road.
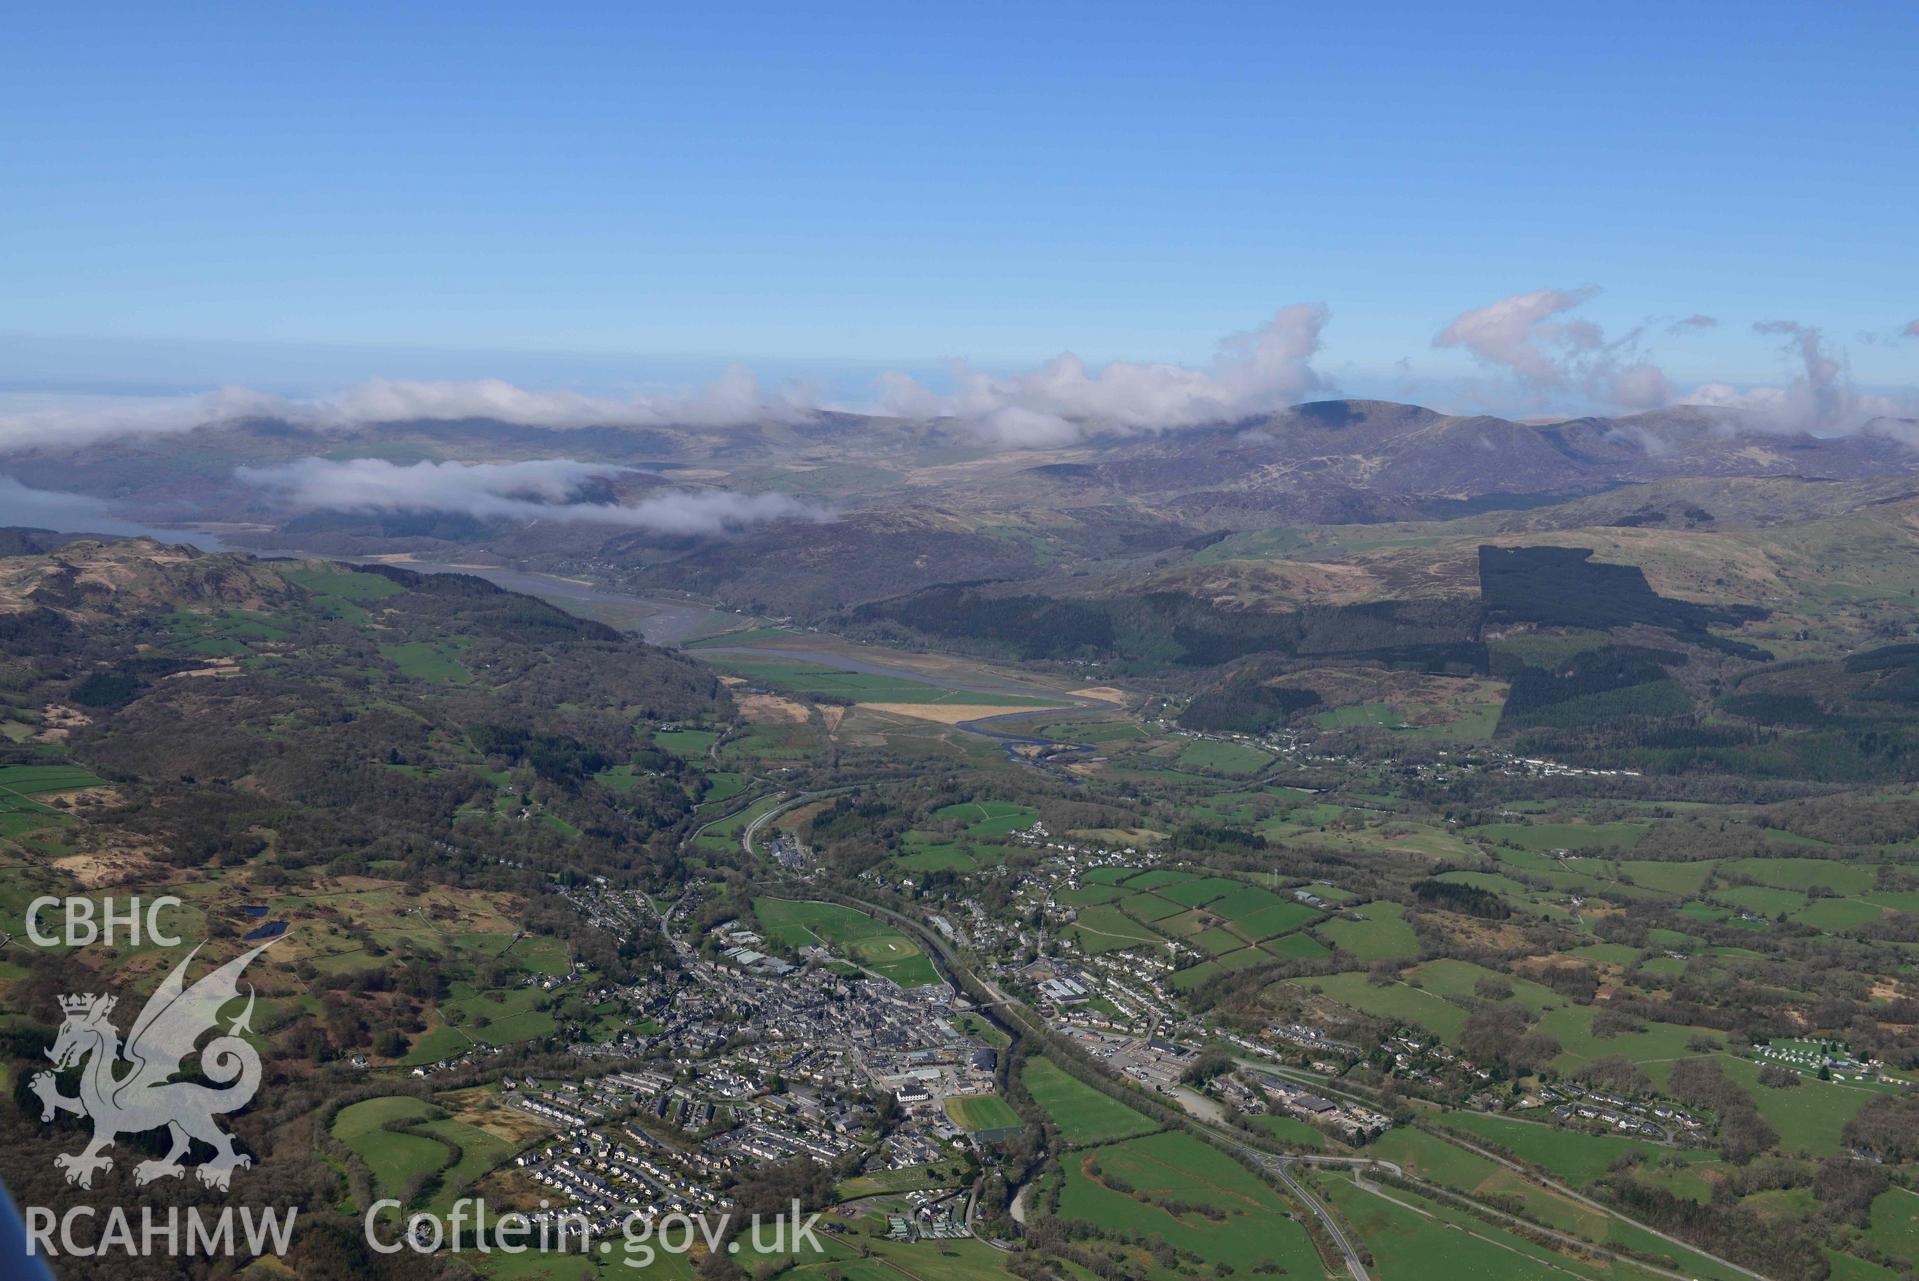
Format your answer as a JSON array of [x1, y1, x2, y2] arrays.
[[736, 785, 860, 858]]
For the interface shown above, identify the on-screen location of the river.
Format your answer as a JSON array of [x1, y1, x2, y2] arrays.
[[251, 551, 1113, 753]]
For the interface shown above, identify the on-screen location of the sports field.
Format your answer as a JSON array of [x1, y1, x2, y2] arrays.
[[754, 896, 939, 986], [945, 1093, 1021, 1131]]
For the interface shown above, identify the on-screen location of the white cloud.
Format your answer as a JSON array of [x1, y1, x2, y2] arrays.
[[236, 458, 829, 535], [312, 368, 811, 430], [1434, 287, 1671, 409], [0, 387, 289, 451], [1681, 320, 1917, 436], [0, 368, 810, 451], [874, 304, 1331, 446], [1666, 313, 1718, 334], [1, 301, 1909, 457]]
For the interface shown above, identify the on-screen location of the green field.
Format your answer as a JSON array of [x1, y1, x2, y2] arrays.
[[1190, 925, 1247, 956], [1021, 1057, 1157, 1145], [1156, 874, 1243, 907], [1433, 1110, 1693, 1186], [1719, 856, 1877, 895], [1170, 945, 1269, 990], [1409, 958, 1561, 1011], [698, 770, 745, 805], [653, 727, 719, 757], [1608, 859, 1717, 895], [1288, 960, 1572, 1041], [1253, 1112, 1329, 1149], [1055, 1131, 1322, 1280], [1316, 1167, 1705, 1281], [837, 1161, 967, 1198], [1067, 903, 1165, 954], [0, 763, 108, 795], [0, 761, 99, 835], [1061, 866, 1328, 963], [1540, 1005, 1725, 1074], [1712, 1053, 1877, 1155], [282, 563, 405, 622], [1374, 1126, 1602, 1228], [753, 896, 939, 986], [1204, 883, 1284, 919], [892, 834, 985, 873], [786, 1237, 1017, 1281], [333, 1096, 451, 1205], [945, 1092, 1021, 1132], [442, 984, 558, 1046], [1467, 820, 1649, 852], [701, 655, 1058, 708], [1263, 932, 1332, 961], [1315, 901, 1421, 961], [1236, 898, 1322, 939], [1865, 1187, 1919, 1262], [418, 1114, 515, 1214], [931, 799, 1040, 836], [1370, 1127, 1742, 1277], [1174, 738, 1274, 775], [1293, 971, 1470, 1040], [1794, 897, 1895, 932], [1119, 890, 1187, 922], [1057, 883, 1126, 907], [1712, 884, 1809, 916], [380, 638, 471, 683]]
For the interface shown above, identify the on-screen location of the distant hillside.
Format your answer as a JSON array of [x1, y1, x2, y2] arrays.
[[6, 397, 1918, 625], [1051, 399, 1919, 522], [0, 536, 730, 825]]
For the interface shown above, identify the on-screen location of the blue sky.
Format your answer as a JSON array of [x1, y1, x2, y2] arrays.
[[2, 1, 1914, 406]]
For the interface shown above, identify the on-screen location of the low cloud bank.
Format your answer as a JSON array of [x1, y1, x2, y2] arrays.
[[2, 301, 1912, 453], [235, 458, 827, 536], [314, 368, 812, 431], [874, 303, 1332, 447], [0, 309, 1333, 453], [0, 368, 808, 452]]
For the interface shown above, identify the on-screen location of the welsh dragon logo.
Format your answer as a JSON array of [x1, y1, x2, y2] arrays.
[[31, 938, 278, 1190]]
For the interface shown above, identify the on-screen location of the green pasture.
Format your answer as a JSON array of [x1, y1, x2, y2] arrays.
[[1315, 901, 1420, 961], [1055, 1131, 1321, 1279], [1021, 1057, 1157, 1146]]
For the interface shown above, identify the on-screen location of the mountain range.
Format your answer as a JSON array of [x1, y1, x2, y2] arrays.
[[5, 397, 1918, 622]]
